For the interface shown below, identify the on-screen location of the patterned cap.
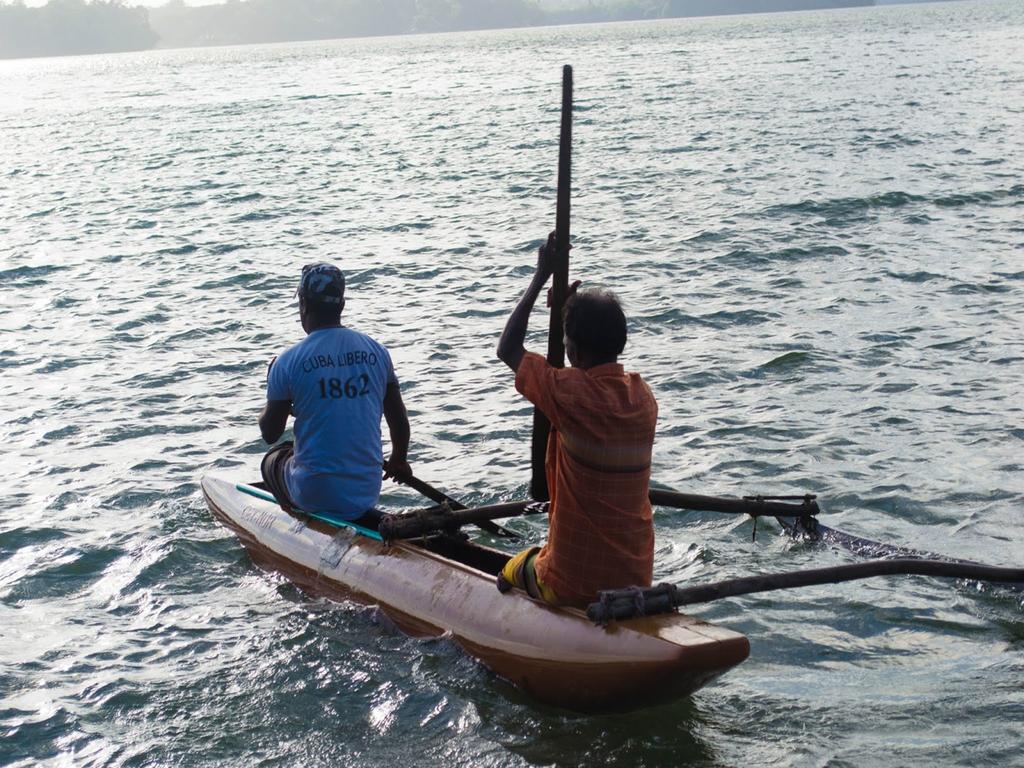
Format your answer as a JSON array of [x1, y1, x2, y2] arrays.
[[297, 263, 345, 305]]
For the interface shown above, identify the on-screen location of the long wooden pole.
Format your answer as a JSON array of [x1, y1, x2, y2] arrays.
[[530, 64, 573, 501]]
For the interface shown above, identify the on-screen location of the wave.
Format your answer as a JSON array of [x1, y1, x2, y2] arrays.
[[764, 184, 1024, 221], [766, 190, 923, 219], [0, 263, 68, 285], [759, 350, 812, 369]]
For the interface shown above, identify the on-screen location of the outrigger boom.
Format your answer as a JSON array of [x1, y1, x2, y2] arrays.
[[588, 559, 1024, 624], [376, 488, 820, 541]]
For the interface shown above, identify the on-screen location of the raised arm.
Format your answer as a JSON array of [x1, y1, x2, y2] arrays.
[[382, 380, 411, 480], [497, 232, 559, 372]]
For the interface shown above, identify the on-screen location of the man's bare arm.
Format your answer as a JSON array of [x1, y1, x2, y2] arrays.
[[496, 273, 548, 372], [382, 381, 411, 479], [497, 232, 560, 372], [259, 399, 290, 444]]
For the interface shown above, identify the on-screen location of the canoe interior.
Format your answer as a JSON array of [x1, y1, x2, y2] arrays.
[[416, 530, 511, 576], [246, 480, 512, 575]]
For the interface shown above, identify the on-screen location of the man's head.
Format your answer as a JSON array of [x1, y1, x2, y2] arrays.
[[297, 262, 345, 332], [563, 287, 627, 369]]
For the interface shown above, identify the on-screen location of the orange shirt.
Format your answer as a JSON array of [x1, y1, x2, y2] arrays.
[[515, 351, 657, 606]]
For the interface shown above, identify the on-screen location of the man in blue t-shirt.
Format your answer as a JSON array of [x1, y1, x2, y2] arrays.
[[258, 263, 411, 527]]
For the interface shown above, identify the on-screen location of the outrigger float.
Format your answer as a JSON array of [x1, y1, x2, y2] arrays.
[[203, 66, 1022, 712]]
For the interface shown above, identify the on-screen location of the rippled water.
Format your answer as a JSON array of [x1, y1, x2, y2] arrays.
[[2, 2, 1023, 765]]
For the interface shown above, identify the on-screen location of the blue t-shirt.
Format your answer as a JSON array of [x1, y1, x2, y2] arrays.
[[267, 326, 398, 519]]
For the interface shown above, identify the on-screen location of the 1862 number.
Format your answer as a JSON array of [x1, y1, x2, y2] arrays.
[[318, 374, 371, 399]]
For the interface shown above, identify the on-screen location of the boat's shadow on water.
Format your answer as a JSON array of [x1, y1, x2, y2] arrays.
[[472, 687, 716, 767], [298, 594, 718, 766]]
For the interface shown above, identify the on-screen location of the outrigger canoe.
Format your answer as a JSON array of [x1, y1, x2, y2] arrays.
[[202, 474, 750, 712]]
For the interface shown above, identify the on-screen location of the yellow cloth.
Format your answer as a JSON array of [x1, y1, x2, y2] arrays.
[[501, 546, 560, 605]]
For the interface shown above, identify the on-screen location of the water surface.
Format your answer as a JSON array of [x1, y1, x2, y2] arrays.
[[1, 2, 1023, 765]]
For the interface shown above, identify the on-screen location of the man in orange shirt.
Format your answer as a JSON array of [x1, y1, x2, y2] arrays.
[[496, 233, 657, 607]]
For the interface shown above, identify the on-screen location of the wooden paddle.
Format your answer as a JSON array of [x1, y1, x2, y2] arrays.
[[392, 469, 520, 539], [530, 64, 573, 502], [380, 500, 548, 541]]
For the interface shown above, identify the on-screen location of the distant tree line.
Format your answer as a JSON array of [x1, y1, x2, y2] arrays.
[[147, 0, 546, 48], [544, 0, 872, 23], [0, 0, 876, 59], [150, 0, 874, 46], [0, 0, 156, 59]]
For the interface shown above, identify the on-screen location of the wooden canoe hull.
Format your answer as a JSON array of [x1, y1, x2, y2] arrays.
[[201, 474, 749, 712]]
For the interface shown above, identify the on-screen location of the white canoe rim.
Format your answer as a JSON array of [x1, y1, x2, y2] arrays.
[[201, 473, 750, 712]]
